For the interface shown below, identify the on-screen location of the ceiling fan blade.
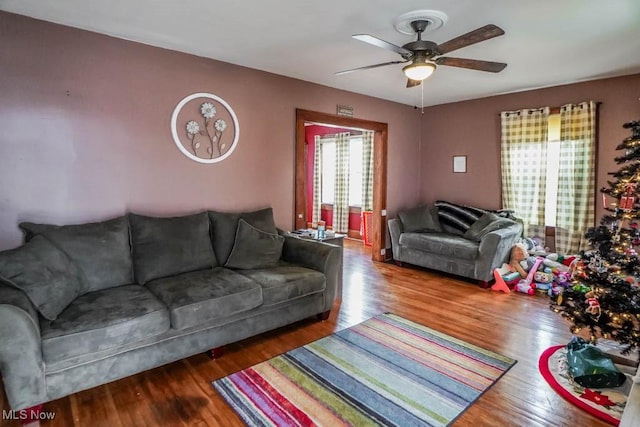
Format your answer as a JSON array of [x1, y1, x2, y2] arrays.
[[436, 24, 505, 55], [436, 57, 507, 73], [335, 60, 407, 76], [353, 34, 412, 57], [406, 79, 422, 88]]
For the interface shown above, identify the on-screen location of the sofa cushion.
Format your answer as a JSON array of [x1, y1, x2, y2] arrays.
[[464, 213, 517, 241], [434, 200, 488, 234], [19, 216, 133, 293], [40, 284, 169, 363], [146, 267, 263, 330], [129, 212, 216, 284], [225, 219, 284, 269], [236, 264, 326, 306], [208, 208, 277, 265], [398, 206, 441, 233], [399, 232, 479, 259], [0, 236, 83, 320]]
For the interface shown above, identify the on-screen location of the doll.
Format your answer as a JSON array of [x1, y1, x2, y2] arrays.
[[509, 243, 529, 278], [492, 243, 532, 293]]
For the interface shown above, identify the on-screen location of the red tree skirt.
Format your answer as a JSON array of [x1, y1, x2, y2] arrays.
[[539, 345, 631, 426]]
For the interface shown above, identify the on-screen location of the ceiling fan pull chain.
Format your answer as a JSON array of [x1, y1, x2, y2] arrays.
[[421, 83, 424, 114]]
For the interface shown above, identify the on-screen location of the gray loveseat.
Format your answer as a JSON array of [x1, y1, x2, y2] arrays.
[[0, 208, 339, 413], [388, 201, 522, 284]]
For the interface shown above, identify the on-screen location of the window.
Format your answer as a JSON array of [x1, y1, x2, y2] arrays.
[[320, 136, 363, 206], [500, 102, 597, 253]]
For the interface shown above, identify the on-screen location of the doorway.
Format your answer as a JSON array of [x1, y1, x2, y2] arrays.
[[295, 109, 388, 262]]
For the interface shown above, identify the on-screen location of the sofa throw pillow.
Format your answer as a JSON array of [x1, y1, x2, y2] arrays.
[[0, 236, 83, 320], [225, 219, 284, 270], [435, 200, 488, 234], [19, 216, 133, 293], [398, 205, 442, 233], [208, 208, 278, 265], [464, 212, 516, 241], [129, 212, 216, 285]]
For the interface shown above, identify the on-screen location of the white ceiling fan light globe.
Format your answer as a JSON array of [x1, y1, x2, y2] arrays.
[[403, 62, 436, 81]]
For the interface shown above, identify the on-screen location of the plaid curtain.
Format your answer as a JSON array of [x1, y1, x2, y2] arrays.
[[500, 107, 550, 237], [361, 130, 375, 212], [334, 132, 351, 233], [312, 135, 323, 225], [555, 101, 597, 253]]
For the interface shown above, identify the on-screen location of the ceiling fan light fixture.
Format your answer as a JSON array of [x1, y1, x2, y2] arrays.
[[402, 61, 436, 81]]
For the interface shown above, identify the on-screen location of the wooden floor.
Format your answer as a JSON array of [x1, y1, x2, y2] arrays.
[[1, 239, 609, 426]]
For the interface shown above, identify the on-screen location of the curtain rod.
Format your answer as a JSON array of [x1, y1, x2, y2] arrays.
[[317, 130, 364, 138], [498, 101, 602, 116]]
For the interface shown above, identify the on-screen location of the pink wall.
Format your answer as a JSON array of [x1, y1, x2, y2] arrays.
[[420, 73, 640, 223], [0, 12, 422, 250]]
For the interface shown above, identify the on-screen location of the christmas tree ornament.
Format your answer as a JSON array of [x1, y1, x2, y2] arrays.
[[584, 290, 601, 320]]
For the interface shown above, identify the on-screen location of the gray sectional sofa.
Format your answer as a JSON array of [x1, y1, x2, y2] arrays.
[[0, 208, 340, 412], [389, 201, 523, 284]]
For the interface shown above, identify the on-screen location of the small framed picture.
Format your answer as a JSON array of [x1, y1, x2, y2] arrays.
[[453, 155, 467, 173]]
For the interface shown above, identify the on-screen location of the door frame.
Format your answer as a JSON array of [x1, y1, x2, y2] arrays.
[[295, 109, 388, 262]]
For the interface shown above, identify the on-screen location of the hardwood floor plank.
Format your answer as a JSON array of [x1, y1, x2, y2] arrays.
[[0, 239, 611, 426]]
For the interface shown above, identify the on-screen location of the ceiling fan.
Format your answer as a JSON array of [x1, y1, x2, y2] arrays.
[[336, 20, 507, 88]]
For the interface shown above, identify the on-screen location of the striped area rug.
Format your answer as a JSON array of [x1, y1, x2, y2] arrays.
[[213, 313, 516, 426]]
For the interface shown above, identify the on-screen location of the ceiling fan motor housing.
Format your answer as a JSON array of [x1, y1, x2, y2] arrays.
[[403, 39, 440, 59]]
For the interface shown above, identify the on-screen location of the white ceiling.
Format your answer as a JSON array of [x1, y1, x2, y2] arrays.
[[2, 0, 640, 107]]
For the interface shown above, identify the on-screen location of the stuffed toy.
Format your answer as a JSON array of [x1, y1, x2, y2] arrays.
[[521, 236, 547, 255], [585, 290, 601, 319], [534, 271, 553, 283], [547, 253, 577, 267], [542, 257, 570, 272], [548, 282, 564, 297], [534, 271, 553, 291], [555, 271, 571, 286], [548, 267, 571, 296]]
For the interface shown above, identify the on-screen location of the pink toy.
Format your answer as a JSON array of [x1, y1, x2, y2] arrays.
[[515, 281, 535, 295], [491, 263, 521, 293], [515, 257, 544, 295]]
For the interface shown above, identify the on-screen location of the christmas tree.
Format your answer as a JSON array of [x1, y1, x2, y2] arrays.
[[552, 119, 640, 354]]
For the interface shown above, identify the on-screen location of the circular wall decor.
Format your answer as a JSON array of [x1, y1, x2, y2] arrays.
[[170, 92, 240, 163]]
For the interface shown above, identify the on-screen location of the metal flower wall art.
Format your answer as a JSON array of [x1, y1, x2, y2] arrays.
[[170, 93, 240, 163]]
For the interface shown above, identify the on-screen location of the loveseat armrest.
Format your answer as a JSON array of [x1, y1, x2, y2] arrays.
[[281, 236, 341, 311], [475, 223, 523, 282], [388, 218, 403, 260], [0, 283, 46, 410]]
